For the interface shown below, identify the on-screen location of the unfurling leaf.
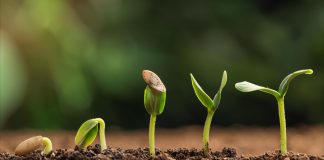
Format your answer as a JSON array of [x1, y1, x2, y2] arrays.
[[144, 86, 166, 115], [278, 69, 313, 97], [235, 81, 280, 98], [190, 74, 213, 109], [212, 71, 227, 111], [75, 119, 99, 148]]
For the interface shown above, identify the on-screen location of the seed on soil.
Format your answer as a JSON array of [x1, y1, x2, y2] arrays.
[[15, 136, 52, 156]]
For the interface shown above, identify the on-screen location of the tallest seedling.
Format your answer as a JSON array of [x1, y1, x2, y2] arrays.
[[235, 69, 313, 155], [190, 71, 227, 156], [142, 70, 166, 157]]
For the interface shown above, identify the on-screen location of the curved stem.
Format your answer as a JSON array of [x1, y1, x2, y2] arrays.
[[277, 97, 287, 155], [149, 114, 156, 157], [42, 137, 52, 155], [96, 118, 107, 151], [203, 111, 214, 156]]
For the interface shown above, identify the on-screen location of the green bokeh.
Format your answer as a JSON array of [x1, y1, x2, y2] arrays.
[[0, 0, 323, 130]]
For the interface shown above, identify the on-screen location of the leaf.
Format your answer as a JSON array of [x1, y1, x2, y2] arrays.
[[157, 91, 166, 115], [75, 119, 99, 148], [212, 71, 227, 111], [144, 86, 154, 114], [235, 81, 280, 97], [190, 73, 213, 109], [79, 125, 98, 148], [144, 86, 166, 115], [278, 69, 313, 97]]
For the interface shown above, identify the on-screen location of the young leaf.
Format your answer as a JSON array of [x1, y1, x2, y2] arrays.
[[190, 73, 213, 109], [144, 86, 166, 115], [235, 81, 280, 97], [157, 91, 166, 115], [42, 137, 52, 155], [278, 69, 313, 97], [212, 71, 227, 111], [75, 119, 99, 148]]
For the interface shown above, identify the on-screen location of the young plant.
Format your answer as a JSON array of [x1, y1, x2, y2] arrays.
[[142, 70, 166, 157], [235, 69, 313, 155], [75, 118, 107, 151], [15, 136, 52, 156], [190, 71, 227, 156]]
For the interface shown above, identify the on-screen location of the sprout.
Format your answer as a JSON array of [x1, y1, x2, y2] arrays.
[[190, 71, 227, 156], [142, 70, 166, 157], [235, 69, 313, 155], [75, 118, 107, 151], [15, 136, 52, 156]]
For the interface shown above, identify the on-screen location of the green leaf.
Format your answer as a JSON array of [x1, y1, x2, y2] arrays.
[[144, 86, 166, 115], [278, 69, 313, 97], [212, 71, 227, 111], [235, 81, 280, 98], [157, 91, 166, 115], [190, 73, 213, 109], [75, 119, 99, 148]]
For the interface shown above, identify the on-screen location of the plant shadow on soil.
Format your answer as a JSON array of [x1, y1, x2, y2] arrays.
[[0, 144, 322, 160]]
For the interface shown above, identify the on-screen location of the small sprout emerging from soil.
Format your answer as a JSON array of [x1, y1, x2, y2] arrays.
[[142, 70, 166, 157], [235, 69, 313, 155], [15, 136, 52, 156], [75, 118, 107, 151], [190, 71, 227, 156]]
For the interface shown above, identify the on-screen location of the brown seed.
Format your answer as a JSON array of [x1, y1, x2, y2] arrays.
[[142, 70, 166, 92], [15, 136, 43, 156]]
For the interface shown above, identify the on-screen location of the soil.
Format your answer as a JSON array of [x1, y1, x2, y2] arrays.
[[0, 145, 322, 160], [0, 126, 323, 159]]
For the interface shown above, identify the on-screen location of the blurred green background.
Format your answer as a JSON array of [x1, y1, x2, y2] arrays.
[[0, 0, 323, 130]]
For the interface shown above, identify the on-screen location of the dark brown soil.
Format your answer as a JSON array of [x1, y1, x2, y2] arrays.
[[1, 126, 323, 155], [1, 126, 323, 159], [0, 145, 322, 160]]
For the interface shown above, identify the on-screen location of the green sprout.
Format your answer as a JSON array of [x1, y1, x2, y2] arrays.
[[235, 69, 313, 155], [75, 118, 107, 151], [190, 71, 227, 156], [15, 136, 52, 156], [142, 70, 166, 157]]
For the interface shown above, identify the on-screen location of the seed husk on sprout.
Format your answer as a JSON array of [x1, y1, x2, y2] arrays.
[[142, 70, 167, 157]]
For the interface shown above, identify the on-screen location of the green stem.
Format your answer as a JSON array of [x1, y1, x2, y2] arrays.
[[149, 114, 156, 157], [203, 111, 214, 156], [96, 118, 107, 151], [277, 97, 287, 155], [42, 137, 52, 155]]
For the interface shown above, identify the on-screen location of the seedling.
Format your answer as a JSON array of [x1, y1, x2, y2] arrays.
[[15, 136, 52, 156], [75, 118, 107, 151], [235, 69, 313, 155], [142, 70, 166, 157], [190, 71, 227, 156]]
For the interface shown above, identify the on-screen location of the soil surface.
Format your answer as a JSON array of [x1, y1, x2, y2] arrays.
[[0, 145, 322, 160], [0, 126, 323, 159]]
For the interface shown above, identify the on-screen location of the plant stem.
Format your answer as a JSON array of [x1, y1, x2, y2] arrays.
[[42, 137, 52, 155], [96, 118, 107, 151], [203, 111, 214, 156], [149, 114, 156, 157], [277, 97, 287, 155]]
